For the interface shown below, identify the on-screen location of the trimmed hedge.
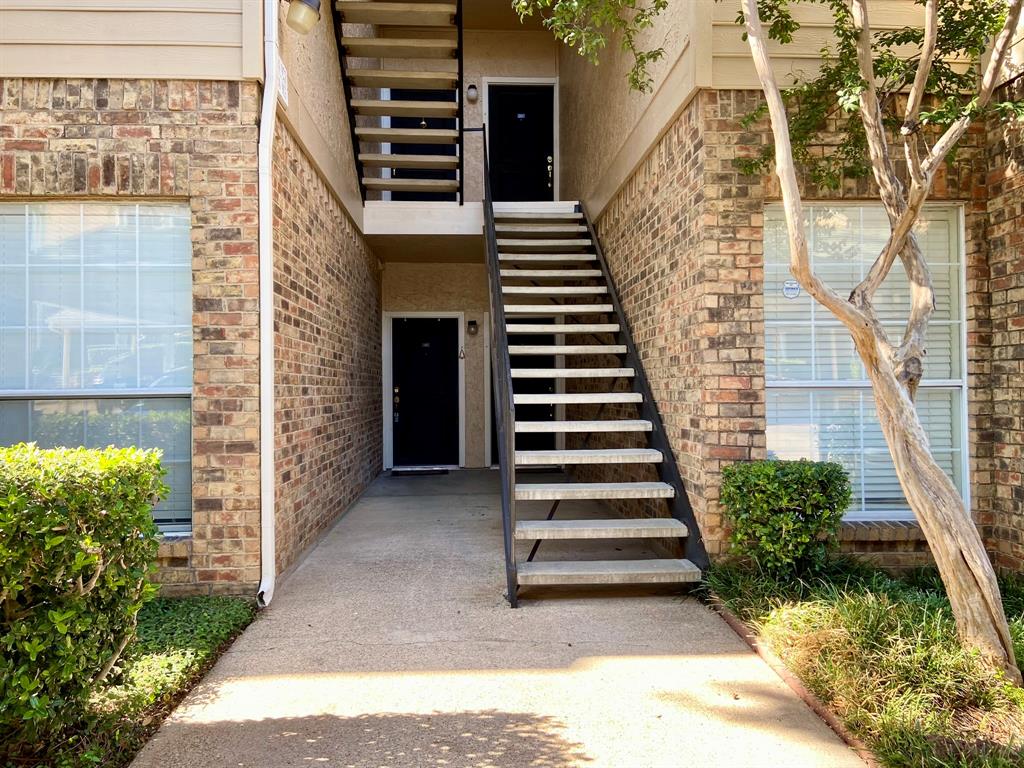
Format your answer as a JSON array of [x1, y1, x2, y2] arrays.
[[720, 459, 851, 573], [0, 444, 165, 754]]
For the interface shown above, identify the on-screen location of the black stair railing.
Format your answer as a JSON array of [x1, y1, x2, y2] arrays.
[[579, 202, 710, 571], [456, 0, 465, 204], [482, 125, 519, 606]]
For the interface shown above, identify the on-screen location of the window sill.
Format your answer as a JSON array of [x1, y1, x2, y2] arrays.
[[839, 519, 925, 543]]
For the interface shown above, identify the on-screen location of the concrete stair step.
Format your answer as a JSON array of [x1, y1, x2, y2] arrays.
[[355, 126, 458, 144], [498, 253, 597, 262], [508, 344, 626, 355], [341, 37, 457, 59], [514, 482, 674, 501], [515, 448, 662, 465], [495, 224, 589, 237], [517, 558, 701, 586], [359, 153, 459, 169], [363, 178, 458, 193], [500, 269, 603, 278], [513, 392, 642, 405], [506, 323, 619, 333], [511, 367, 634, 378], [348, 70, 459, 90], [502, 285, 607, 296], [493, 211, 584, 221], [497, 239, 593, 252], [337, 2, 458, 27], [350, 99, 459, 118], [504, 304, 612, 314], [515, 518, 686, 540], [515, 419, 652, 433]]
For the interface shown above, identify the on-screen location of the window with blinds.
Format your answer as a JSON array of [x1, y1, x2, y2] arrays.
[[764, 204, 966, 520], [0, 203, 193, 532]]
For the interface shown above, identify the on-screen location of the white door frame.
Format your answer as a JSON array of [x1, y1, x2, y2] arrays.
[[383, 312, 466, 470], [481, 76, 560, 201]]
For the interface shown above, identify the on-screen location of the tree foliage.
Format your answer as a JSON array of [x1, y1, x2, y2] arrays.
[[513, 0, 669, 91], [735, 0, 1024, 189]]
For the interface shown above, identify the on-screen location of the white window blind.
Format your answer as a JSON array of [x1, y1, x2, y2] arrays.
[[0, 203, 193, 532], [764, 204, 966, 520]]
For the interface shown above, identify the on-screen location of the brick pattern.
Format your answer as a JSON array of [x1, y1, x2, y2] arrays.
[[272, 123, 383, 574], [587, 88, 992, 564], [0, 79, 262, 594], [985, 84, 1024, 573]]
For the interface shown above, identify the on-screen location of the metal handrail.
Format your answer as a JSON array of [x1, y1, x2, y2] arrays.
[[456, 0, 465, 205], [481, 124, 519, 607]]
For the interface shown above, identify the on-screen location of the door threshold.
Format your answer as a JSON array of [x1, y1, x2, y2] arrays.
[[390, 466, 458, 476]]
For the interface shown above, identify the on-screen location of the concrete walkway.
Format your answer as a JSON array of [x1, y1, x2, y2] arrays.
[[133, 470, 861, 768]]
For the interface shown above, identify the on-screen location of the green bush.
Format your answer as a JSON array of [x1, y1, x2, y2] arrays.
[[720, 459, 851, 573], [0, 444, 165, 756]]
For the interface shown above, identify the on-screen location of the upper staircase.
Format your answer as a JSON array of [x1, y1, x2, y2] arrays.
[[334, 1, 464, 201], [483, 169, 709, 607]]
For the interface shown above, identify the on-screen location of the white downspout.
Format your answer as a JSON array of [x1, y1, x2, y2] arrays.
[[257, 0, 279, 607]]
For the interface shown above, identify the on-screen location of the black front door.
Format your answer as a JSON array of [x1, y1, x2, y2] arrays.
[[488, 84, 555, 201], [392, 317, 459, 466]]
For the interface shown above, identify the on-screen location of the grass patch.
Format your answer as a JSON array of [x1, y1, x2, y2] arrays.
[[706, 560, 1024, 768], [27, 596, 256, 768]]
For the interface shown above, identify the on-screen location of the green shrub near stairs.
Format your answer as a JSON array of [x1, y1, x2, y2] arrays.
[[0, 444, 165, 755], [720, 459, 851, 574]]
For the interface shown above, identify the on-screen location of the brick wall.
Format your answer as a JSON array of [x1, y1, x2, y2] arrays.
[[0, 79, 262, 594], [985, 84, 1024, 573], [586, 88, 992, 567], [272, 122, 383, 574]]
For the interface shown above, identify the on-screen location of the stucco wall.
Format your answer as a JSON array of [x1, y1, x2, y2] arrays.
[[0, 0, 261, 81], [382, 262, 490, 467]]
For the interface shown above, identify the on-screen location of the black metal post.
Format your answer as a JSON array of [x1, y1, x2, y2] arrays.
[[456, 0, 465, 205]]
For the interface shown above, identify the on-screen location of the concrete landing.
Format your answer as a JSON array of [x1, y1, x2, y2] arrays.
[[132, 470, 862, 768]]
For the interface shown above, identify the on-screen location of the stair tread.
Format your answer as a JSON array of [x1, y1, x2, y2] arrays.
[[360, 153, 459, 169], [500, 269, 602, 278], [351, 99, 459, 118], [515, 419, 652, 432], [506, 323, 619, 333], [502, 286, 607, 295], [356, 126, 458, 144], [515, 518, 686, 540], [494, 211, 584, 221], [337, 2, 458, 26], [363, 178, 458, 192], [508, 344, 627, 354], [511, 367, 634, 378], [515, 448, 662, 465], [348, 70, 458, 89], [497, 239, 592, 250], [498, 254, 597, 262], [495, 225, 589, 235], [513, 392, 642, 404], [517, 558, 701, 585], [504, 304, 613, 314], [342, 37, 457, 58], [515, 482, 675, 501]]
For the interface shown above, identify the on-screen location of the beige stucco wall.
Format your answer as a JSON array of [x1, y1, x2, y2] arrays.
[[560, 0, 930, 214], [462, 30, 559, 202], [277, 4, 365, 226], [382, 263, 491, 468], [0, 0, 261, 80]]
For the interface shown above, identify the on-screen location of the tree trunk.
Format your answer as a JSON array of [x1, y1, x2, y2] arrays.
[[865, 351, 1021, 685]]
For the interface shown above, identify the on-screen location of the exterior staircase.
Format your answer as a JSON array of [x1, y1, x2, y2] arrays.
[[483, 183, 709, 606], [334, 1, 464, 201]]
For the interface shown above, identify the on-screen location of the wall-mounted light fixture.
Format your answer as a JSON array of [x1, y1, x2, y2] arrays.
[[286, 0, 321, 34], [466, 84, 479, 104], [467, 320, 479, 336]]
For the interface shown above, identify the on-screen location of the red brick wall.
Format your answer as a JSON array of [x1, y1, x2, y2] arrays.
[[985, 86, 1024, 573], [0, 78, 262, 594], [586, 88, 993, 568], [272, 123, 382, 575]]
